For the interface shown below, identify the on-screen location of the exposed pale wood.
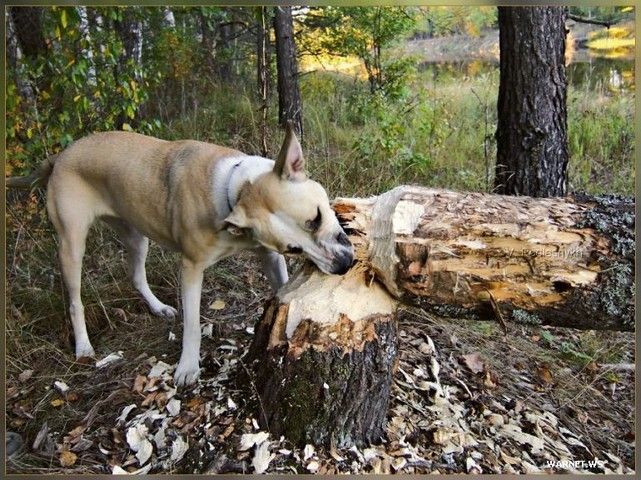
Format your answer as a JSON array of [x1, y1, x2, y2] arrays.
[[334, 186, 634, 331]]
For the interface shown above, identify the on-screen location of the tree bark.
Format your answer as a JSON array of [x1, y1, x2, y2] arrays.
[[114, 9, 144, 80], [248, 266, 398, 447], [9, 7, 47, 59], [274, 6, 303, 139], [257, 7, 269, 157], [333, 186, 634, 331], [6, 9, 36, 103], [495, 7, 569, 197]]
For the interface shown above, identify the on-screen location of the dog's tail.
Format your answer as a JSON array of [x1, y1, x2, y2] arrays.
[[6, 154, 59, 190]]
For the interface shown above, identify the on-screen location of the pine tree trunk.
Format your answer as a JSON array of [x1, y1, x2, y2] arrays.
[[495, 7, 569, 197], [248, 266, 398, 447], [274, 6, 303, 139], [334, 186, 634, 331]]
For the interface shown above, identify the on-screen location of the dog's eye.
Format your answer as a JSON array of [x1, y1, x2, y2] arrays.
[[305, 207, 322, 232]]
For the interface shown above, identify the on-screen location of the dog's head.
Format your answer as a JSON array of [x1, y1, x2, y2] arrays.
[[225, 125, 354, 275]]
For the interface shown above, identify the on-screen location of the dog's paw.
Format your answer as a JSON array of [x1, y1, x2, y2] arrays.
[[75, 342, 95, 359], [174, 360, 201, 387], [151, 304, 178, 319]]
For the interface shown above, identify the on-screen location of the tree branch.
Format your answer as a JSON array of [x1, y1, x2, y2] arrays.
[[568, 14, 614, 28]]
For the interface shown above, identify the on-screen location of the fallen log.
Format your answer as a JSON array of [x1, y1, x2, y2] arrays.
[[334, 186, 634, 331]]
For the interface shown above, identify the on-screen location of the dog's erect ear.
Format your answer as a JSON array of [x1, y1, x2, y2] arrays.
[[274, 121, 306, 182], [224, 206, 249, 236]]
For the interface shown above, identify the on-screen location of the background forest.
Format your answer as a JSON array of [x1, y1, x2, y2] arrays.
[[5, 5, 636, 475], [6, 5, 635, 197]]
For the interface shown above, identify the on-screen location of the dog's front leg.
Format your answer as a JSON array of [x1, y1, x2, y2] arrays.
[[174, 258, 205, 387], [258, 248, 289, 292]]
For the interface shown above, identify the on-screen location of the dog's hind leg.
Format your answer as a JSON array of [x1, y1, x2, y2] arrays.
[[257, 248, 289, 292], [48, 187, 95, 359], [104, 218, 177, 318]]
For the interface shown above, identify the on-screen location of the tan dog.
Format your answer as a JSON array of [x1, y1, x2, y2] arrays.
[[8, 126, 354, 386]]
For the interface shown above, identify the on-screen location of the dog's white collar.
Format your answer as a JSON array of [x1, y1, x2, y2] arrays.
[[225, 159, 244, 212]]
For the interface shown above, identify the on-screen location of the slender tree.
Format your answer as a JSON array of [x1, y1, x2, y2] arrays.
[[274, 6, 303, 138], [257, 6, 270, 156], [494, 7, 569, 197]]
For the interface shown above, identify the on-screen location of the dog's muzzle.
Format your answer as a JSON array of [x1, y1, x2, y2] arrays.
[[329, 231, 354, 274], [331, 251, 354, 275]]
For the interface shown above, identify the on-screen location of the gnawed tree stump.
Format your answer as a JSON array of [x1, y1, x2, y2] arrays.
[[334, 186, 634, 331], [248, 265, 398, 448]]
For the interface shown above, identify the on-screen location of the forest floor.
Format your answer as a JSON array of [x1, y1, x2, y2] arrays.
[[5, 195, 635, 474]]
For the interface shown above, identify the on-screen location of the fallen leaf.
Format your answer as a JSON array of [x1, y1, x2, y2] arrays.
[[202, 324, 214, 338], [306, 460, 320, 473], [209, 299, 226, 310], [148, 361, 172, 378], [117, 404, 137, 425], [50, 398, 65, 407], [170, 436, 189, 463], [536, 366, 554, 385], [303, 443, 315, 460], [96, 351, 124, 368], [484, 370, 498, 388], [133, 375, 147, 394], [239, 432, 269, 451], [586, 361, 599, 374], [166, 399, 181, 417], [112, 464, 152, 475], [392, 457, 407, 471], [66, 425, 86, 440], [252, 440, 273, 474], [141, 392, 159, 407], [461, 353, 485, 374], [18, 370, 34, 383], [59, 450, 77, 467], [499, 423, 545, 454], [32, 422, 49, 451], [126, 424, 153, 465]]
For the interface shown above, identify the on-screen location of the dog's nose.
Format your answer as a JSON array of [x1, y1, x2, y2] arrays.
[[331, 251, 354, 275]]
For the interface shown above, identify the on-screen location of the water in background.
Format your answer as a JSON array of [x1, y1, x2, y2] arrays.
[[418, 57, 634, 92]]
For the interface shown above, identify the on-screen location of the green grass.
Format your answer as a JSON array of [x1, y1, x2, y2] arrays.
[[158, 69, 633, 198]]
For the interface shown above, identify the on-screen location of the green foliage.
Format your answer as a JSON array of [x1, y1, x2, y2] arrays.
[[415, 6, 498, 37], [567, 88, 634, 195], [7, 6, 633, 199], [301, 7, 418, 96], [6, 6, 159, 175]]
